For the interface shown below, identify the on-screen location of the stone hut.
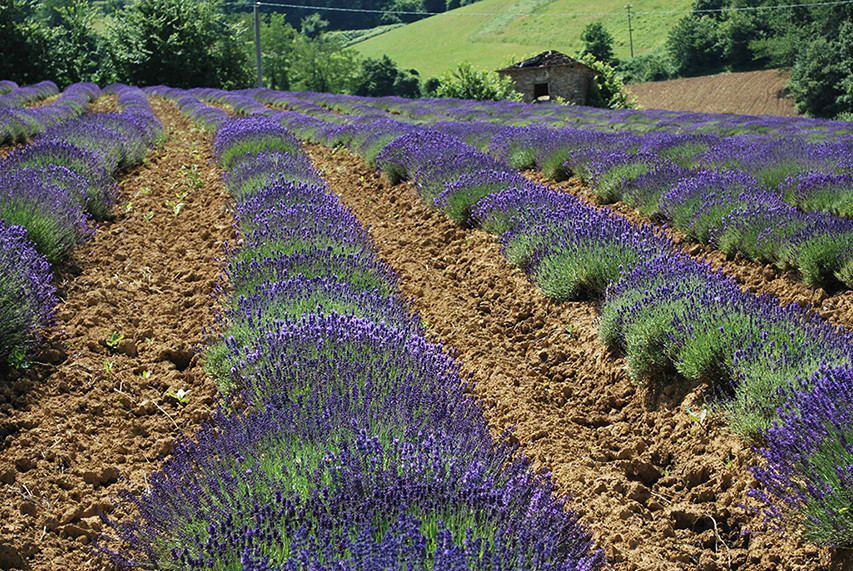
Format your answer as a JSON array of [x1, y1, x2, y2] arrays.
[[497, 51, 598, 104]]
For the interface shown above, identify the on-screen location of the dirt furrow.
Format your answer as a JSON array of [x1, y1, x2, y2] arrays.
[[0, 98, 233, 570], [308, 143, 838, 570]]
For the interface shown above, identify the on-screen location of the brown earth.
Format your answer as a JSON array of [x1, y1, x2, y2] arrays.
[[307, 143, 853, 570], [626, 69, 797, 117], [0, 98, 234, 570]]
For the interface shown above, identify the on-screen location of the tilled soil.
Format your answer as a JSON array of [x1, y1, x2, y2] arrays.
[[0, 99, 234, 570], [626, 70, 797, 117], [307, 143, 851, 570]]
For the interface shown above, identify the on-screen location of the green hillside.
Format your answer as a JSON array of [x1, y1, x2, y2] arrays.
[[352, 0, 692, 78]]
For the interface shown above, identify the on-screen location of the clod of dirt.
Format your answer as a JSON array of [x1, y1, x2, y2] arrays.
[[0, 542, 24, 569], [157, 348, 194, 371]]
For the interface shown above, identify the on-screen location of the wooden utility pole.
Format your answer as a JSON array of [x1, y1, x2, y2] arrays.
[[254, 1, 263, 88], [626, 3, 634, 58]]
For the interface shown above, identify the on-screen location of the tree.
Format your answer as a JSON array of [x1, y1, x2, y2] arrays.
[[617, 52, 673, 84], [788, 22, 853, 117], [259, 13, 298, 91], [665, 15, 724, 76], [393, 69, 421, 98], [51, 1, 112, 85], [576, 53, 636, 109], [287, 34, 362, 93], [299, 13, 327, 38], [434, 62, 520, 101], [717, 11, 765, 70], [0, 0, 52, 84], [579, 22, 615, 65], [692, 0, 726, 20], [105, 0, 252, 89], [356, 56, 421, 98]]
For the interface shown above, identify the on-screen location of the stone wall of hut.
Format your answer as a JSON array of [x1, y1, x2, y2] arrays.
[[499, 65, 595, 104]]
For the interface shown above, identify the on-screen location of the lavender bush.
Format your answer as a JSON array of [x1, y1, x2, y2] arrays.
[[0, 221, 56, 366], [215, 117, 302, 169], [0, 166, 92, 263], [101, 400, 604, 570], [780, 172, 853, 218], [749, 366, 853, 546], [0, 80, 18, 96], [5, 141, 117, 221], [599, 255, 853, 435]]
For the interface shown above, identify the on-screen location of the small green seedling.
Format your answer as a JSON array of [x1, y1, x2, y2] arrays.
[[143, 211, 154, 221], [165, 198, 184, 216], [104, 360, 115, 376], [105, 330, 125, 351], [166, 388, 191, 404], [123, 201, 133, 212], [182, 164, 204, 192], [8, 347, 31, 369], [685, 403, 708, 427], [140, 370, 152, 380]]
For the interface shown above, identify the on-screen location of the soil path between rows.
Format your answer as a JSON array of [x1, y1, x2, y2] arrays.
[[524, 171, 853, 333], [0, 98, 234, 570], [308, 143, 842, 570]]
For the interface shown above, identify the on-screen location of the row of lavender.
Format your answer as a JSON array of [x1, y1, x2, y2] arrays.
[[0, 80, 18, 96], [99, 94, 606, 568], [238, 100, 853, 547], [256, 90, 853, 292], [0, 81, 100, 145], [0, 84, 164, 367], [447, 124, 853, 291], [294, 90, 853, 141], [0, 80, 58, 107]]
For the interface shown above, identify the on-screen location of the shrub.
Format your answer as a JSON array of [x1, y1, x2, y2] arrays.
[[434, 62, 521, 102]]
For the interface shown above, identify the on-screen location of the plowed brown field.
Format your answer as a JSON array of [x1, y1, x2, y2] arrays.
[[626, 69, 797, 117]]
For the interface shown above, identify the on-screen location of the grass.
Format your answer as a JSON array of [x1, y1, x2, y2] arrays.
[[352, 0, 692, 78]]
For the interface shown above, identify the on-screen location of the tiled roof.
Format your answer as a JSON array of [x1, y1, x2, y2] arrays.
[[498, 51, 598, 74]]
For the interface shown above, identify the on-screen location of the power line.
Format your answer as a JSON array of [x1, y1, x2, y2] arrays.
[[250, 0, 853, 17]]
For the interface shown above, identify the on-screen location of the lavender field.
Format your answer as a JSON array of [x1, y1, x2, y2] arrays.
[[3, 81, 853, 570]]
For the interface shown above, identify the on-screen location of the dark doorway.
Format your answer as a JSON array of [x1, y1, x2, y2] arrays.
[[533, 82, 549, 98]]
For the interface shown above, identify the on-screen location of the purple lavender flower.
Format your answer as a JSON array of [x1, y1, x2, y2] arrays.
[[0, 80, 18, 96], [5, 141, 117, 220], [600, 254, 853, 435], [0, 220, 56, 365], [100, 397, 605, 570], [215, 117, 303, 169], [225, 152, 324, 201], [749, 366, 853, 546], [0, 166, 92, 263], [0, 80, 58, 107]]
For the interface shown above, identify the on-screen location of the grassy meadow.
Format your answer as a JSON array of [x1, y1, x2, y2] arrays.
[[351, 0, 692, 77]]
